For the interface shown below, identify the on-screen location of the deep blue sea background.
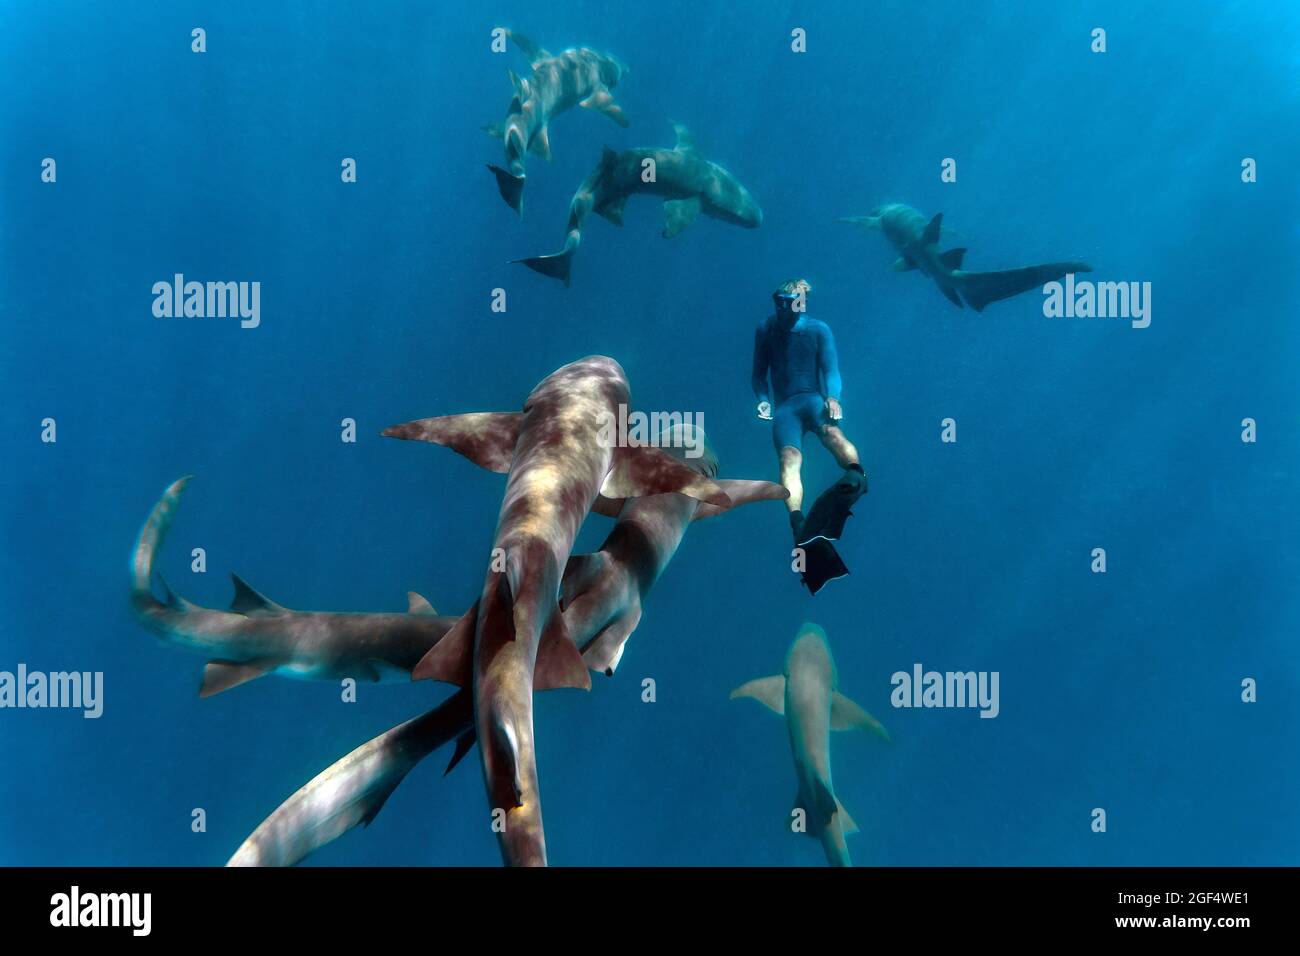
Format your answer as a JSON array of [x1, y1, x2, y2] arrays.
[[1, 1, 1297, 866]]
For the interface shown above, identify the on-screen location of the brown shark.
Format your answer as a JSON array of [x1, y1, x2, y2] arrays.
[[515, 124, 763, 286], [486, 28, 629, 217], [227, 424, 786, 866], [383, 357, 731, 865], [130, 476, 456, 696]]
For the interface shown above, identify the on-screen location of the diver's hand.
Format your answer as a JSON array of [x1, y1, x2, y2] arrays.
[[756, 400, 773, 421], [825, 397, 843, 421]]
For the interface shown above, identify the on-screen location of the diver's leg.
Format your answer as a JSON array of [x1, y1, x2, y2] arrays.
[[818, 424, 860, 470], [779, 446, 804, 513]]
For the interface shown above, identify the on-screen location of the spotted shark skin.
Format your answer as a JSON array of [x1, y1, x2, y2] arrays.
[[514, 124, 763, 286], [130, 476, 457, 696], [486, 28, 629, 217]]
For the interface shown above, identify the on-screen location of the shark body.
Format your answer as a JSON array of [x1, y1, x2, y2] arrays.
[[225, 424, 785, 866], [838, 203, 1092, 311], [516, 124, 762, 286], [384, 357, 731, 865], [130, 477, 456, 696], [731, 623, 889, 867], [487, 28, 629, 216]]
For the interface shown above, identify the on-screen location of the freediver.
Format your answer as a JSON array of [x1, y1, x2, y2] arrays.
[[751, 279, 867, 594]]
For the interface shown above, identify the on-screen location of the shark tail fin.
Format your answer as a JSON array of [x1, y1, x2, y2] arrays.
[[956, 261, 1093, 313], [513, 238, 577, 287], [487, 163, 525, 218], [131, 475, 195, 611]]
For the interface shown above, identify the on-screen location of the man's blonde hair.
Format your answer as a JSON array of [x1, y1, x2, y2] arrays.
[[774, 278, 812, 297]]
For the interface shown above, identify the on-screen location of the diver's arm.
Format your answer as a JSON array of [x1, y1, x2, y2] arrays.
[[818, 324, 843, 401], [751, 323, 771, 404]]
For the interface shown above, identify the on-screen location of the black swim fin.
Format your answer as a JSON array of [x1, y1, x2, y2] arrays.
[[799, 537, 849, 595], [798, 469, 867, 544]]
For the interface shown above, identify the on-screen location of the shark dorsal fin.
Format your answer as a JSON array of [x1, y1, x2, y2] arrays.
[[671, 122, 696, 152], [407, 591, 437, 616], [230, 573, 285, 616], [921, 212, 943, 245], [938, 247, 967, 270], [158, 575, 197, 613]]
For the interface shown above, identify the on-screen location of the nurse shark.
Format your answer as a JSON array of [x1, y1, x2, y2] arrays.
[[486, 28, 629, 217], [226, 424, 786, 866], [383, 357, 732, 865], [731, 623, 889, 867], [130, 476, 456, 696], [515, 124, 763, 286], [837, 203, 1092, 311]]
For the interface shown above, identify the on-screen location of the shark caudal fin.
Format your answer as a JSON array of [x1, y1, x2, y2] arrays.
[[487, 164, 525, 217], [955, 261, 1093, 312], [130, 475, 195, 610], [514, 244, 575, 286]]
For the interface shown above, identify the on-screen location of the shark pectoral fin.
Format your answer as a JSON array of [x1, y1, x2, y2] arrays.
[[412, 603, 476, 685], [891, 255, 917, 272], [200, 660, 275, 698], [830, 691, 891, 742], [579, 87, 629, 127], [729, 675, 786, 714], [921, 212, 944, 245], [229, 573, 286, 616], [692, 479, 789, 520], [528, 126, 552, 160], [407, 591, 437, 615], [662, 197, 701, 239], [938, 247, 967, 270], [602, 446, 731, 509], [834, 797, 859, 835], [535, 612, 591, 691], [580, 603, 642, 677], [560, 552, 609, 610], [444, 729, 477, 776], [381, 411, 522, 473]]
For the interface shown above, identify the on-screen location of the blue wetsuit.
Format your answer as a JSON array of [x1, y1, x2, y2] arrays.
[[752, 313, 843, 451]]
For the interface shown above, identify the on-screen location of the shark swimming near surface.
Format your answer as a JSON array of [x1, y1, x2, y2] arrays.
[[837, 203, 1092, 312], [130, 476, 457, 696], [486, 28, 629, 217], [383, 357, 734, 865], [515, 123, 763, 286], [227, 423, 786, 866], [731, 623, 889, 867]]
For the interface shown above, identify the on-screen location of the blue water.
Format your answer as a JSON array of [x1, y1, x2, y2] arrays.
[[2, 1, 1297, 866]]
